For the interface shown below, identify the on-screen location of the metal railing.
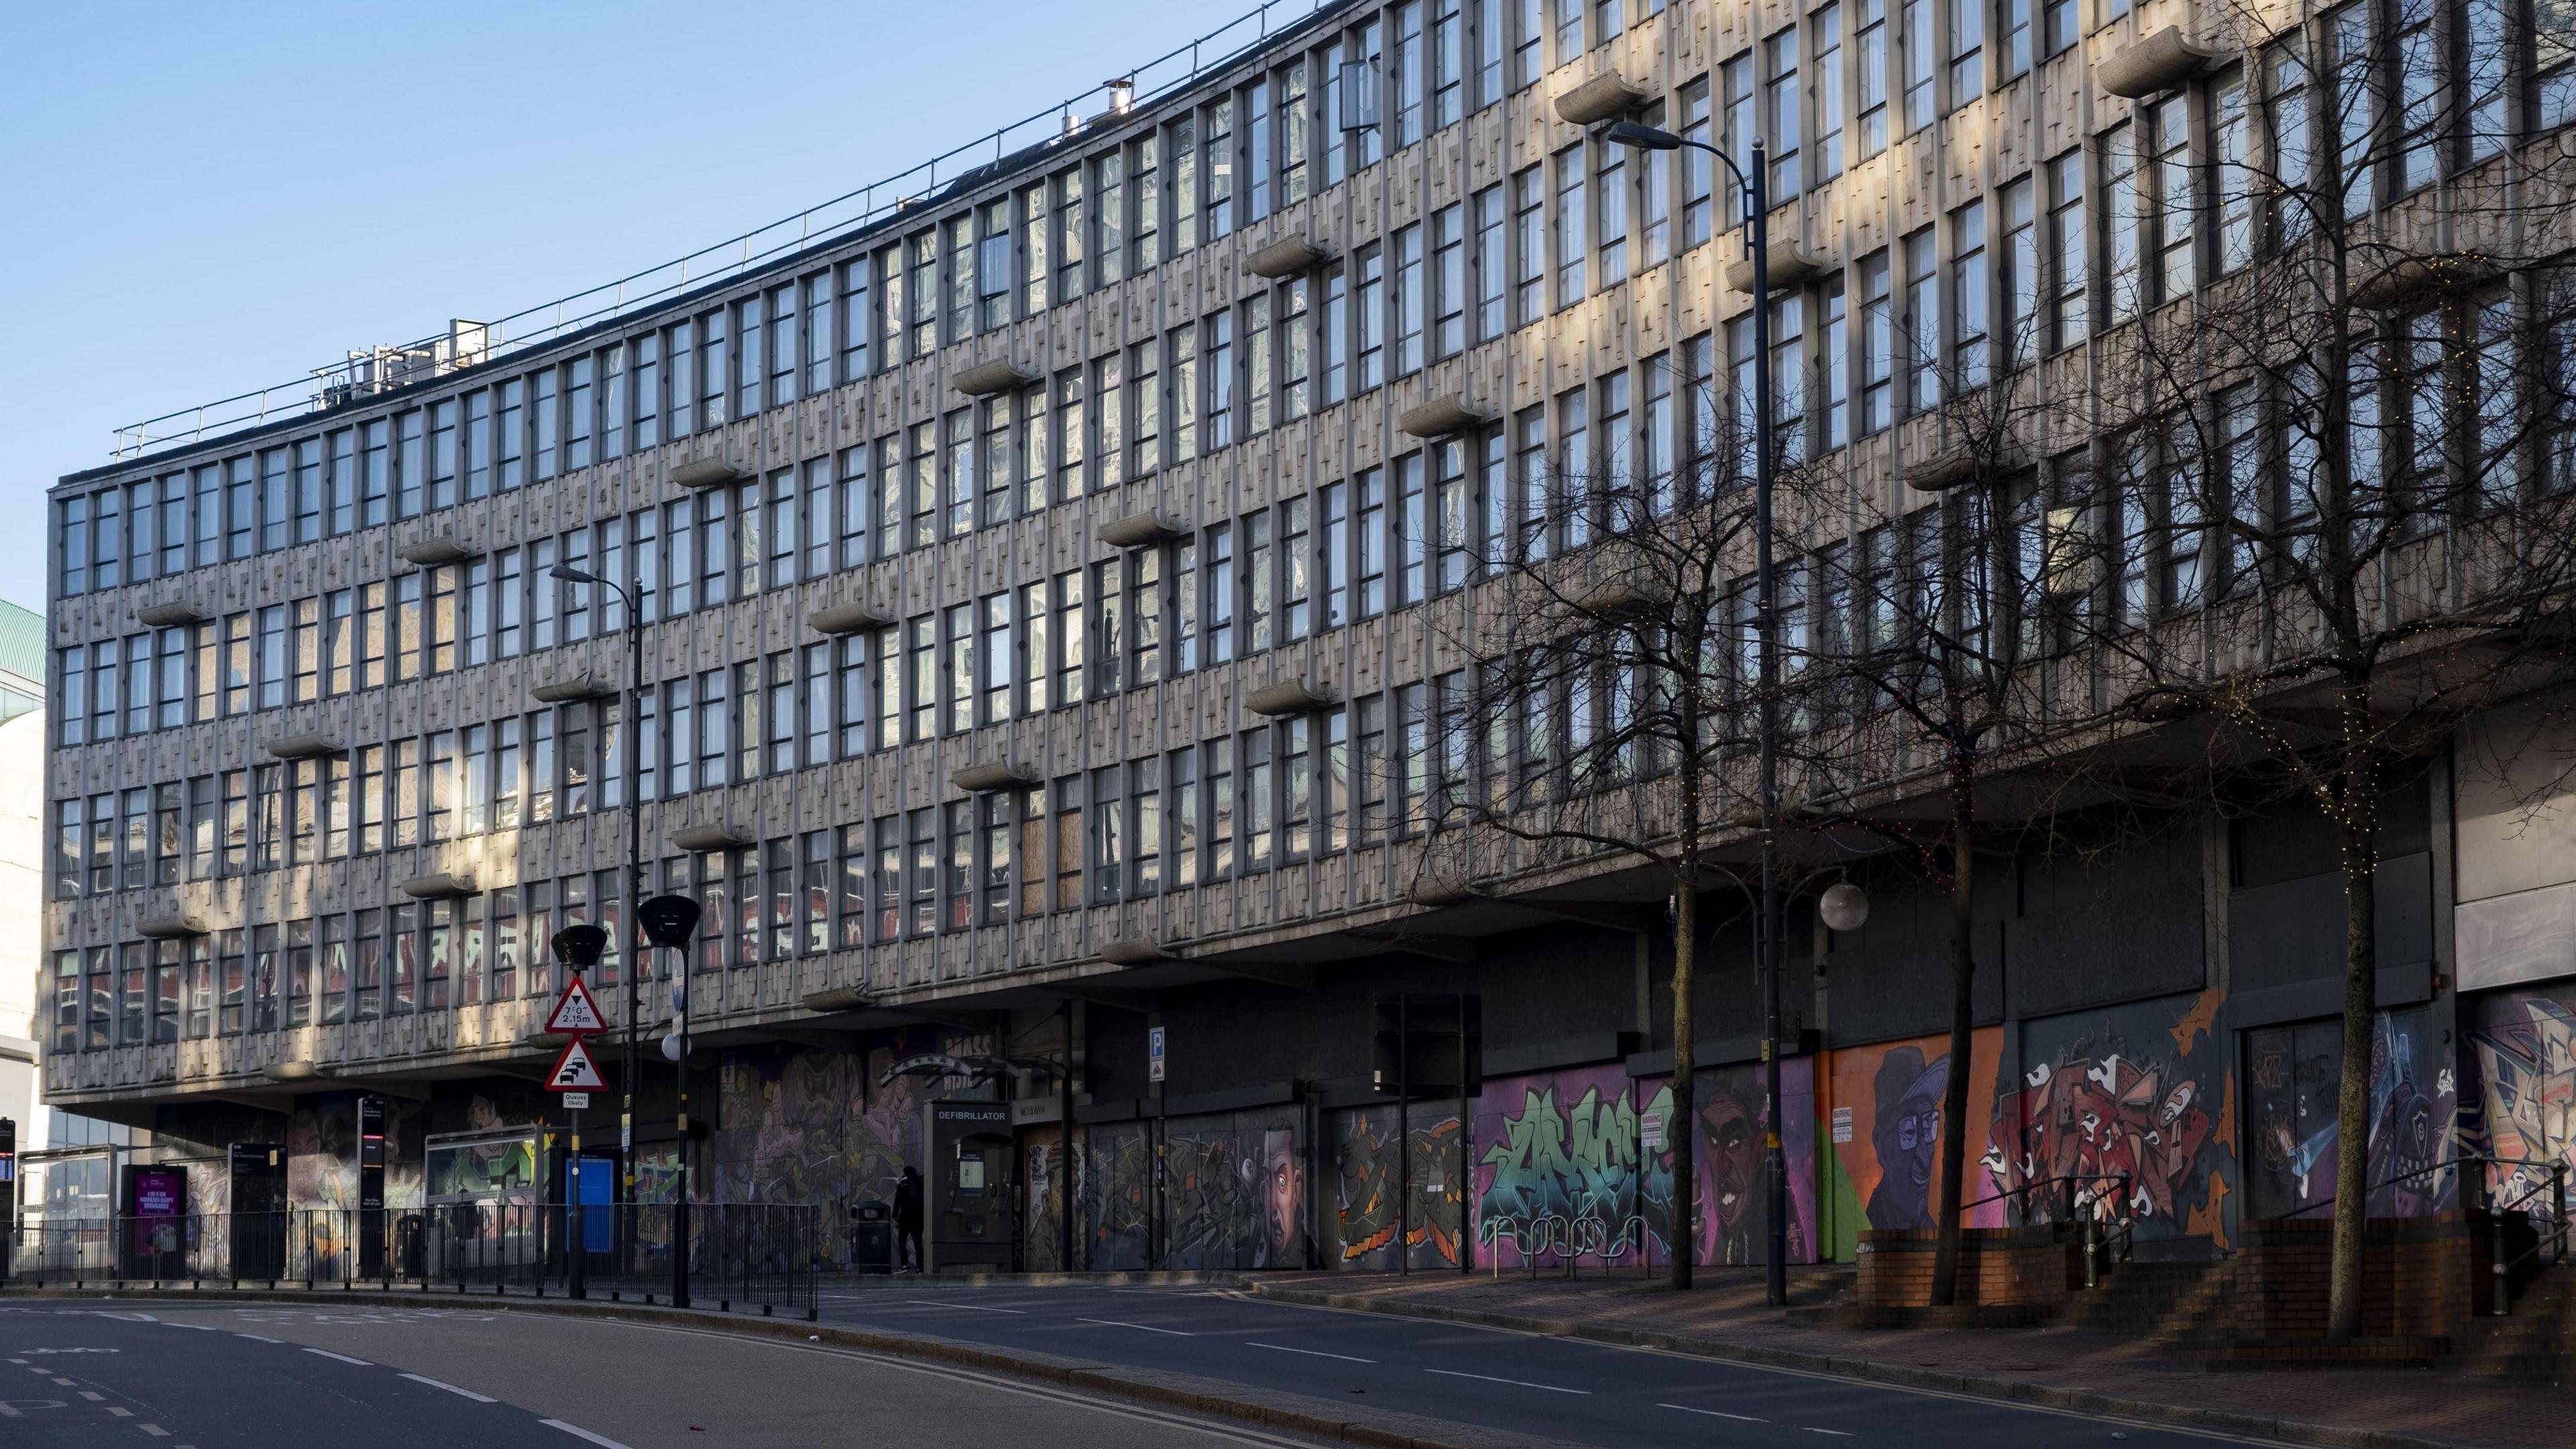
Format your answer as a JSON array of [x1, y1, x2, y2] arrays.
[[2281, 1155, 2569, 1316], [3, 1201, 820, 1316], [107, 0, 1349, 462]]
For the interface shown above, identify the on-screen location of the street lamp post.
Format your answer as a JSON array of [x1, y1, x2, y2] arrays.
[[1606, 121, 1788, 1307], [635, 893, 704, 1310], [549, 564, 648, 1281]]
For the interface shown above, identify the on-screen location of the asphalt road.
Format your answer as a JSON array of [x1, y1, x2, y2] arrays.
[[816, 1283, 2256, 1449], [0, 1299, 1332, 1449]]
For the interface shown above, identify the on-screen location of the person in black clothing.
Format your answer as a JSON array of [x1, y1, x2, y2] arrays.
[[892, 1166, 924, 1273]]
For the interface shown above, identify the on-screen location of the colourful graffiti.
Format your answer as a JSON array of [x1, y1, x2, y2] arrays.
[[1982, 992, 2231, 1242], [2244, 1005, 2456, 1220], [1819, 1027, 2007, 1260], [1474, 1065, 1644, 1267], [711, 1038, 947, 1262], [1333, 1104, 1463, 1269], [1164, 1111, 1304, 1269], [2465, 986, 2576, 1220], [1085, 1121, 1156, 1269], [1075, 1112, 1307, 1271], [1468, 1061, 1819, 1271]]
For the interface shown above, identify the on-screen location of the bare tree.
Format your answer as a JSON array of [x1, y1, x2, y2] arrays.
[[2088, 0, 2576, 1338], [1788, 347, 2121, 1305], [1421, 415, 1767, 1291]]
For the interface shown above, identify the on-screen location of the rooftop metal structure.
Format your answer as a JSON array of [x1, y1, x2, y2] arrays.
[[107, 0, 1347, 464]]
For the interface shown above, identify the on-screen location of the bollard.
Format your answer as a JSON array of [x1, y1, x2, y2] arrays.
[[2493, 1208, 2510, 1317]]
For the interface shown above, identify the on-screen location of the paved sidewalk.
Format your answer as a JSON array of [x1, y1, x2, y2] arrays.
[[1247, 1269, 2570, 1449]]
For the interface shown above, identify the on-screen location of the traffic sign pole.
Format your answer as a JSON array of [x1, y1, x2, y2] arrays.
[[568, 1100, 585, 1300]]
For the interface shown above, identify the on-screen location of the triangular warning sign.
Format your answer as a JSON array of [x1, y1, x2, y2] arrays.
[[545, 1038, 608, 1092], [544, 977, 608, 1035]]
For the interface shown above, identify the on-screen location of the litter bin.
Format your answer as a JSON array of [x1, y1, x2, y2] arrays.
[[850, 1201, 892, 1275]]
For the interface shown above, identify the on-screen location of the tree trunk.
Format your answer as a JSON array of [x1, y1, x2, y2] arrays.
[[1929, 774, 1978, 1307], [1670, 873, 1698, 1291], [2327, 735, 2379, 1340]]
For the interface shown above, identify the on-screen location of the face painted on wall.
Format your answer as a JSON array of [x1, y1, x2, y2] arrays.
[[1700, 1094, 1759, 1232], [1866, 1046, 1949, 1229], [1263, 1129, 1304, 1263]]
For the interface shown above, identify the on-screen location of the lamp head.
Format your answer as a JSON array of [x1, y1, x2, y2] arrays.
[[549, 563, 600, 584], [1605, 121, 1685, 150], [1819, 881, 1872, 934]]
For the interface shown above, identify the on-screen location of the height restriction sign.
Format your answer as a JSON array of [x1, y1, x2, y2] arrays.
[[543, 977, 608, 1034], [545, 1038, 608, 1093]]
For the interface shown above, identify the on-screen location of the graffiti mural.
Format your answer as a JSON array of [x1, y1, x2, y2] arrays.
[[286, 1096, 360, 1279], [1982, 991, 2233, 1244], [1819, 1027, 2007, 1261], [1073, 1112, 1307, 1271], [1472, 1061, 1815, 1270], [2463, 985, 2576, 1221], [1332, 1103, 1464, 1269], [710, 1036, 949, 1262], [1686, 1061, 1818, 1266], [1084, 1121, 1156, 1269], [1163, 1109, 1303, 1269], [1021, 1128, 1084, 1272], [1474, 1065, 1644, 1269], [2245, 1005, 2456, 1220]]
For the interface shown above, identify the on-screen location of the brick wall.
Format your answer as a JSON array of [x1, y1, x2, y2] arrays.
[[2235, 1212, 2515, 1338], [1856, 1226, 2080, 1307]]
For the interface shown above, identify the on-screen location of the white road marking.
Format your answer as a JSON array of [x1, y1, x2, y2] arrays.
[[1423, 1368, 1589, 1395], [1662, 1403, 1768, 1423], [1804, 1430, 1855, 1438], [1075, 1318, 1195, 1337], [3, 1358, 22, 1364], [400, 1373, 498, 1403], [541, 1419, 635, 1449], [166, 1324, 219, 1332], [139, 1426, 170, 1438], [52, 1378, 76, 1387], [107, 1405, 133, 1416], [1244, 1341, 1377, 1364], [78, 1391, 103, 1401], [232, 1335, 283, 1344], [904, 1299, 1027, 1314], [301, 1349, 371, 1366]]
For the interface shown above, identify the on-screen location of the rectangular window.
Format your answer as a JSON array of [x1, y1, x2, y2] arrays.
[[1766, 29, 1803, 197], [2103, 120, 2142, 323], [2148, 98, 2194, 303], [1999, 177, 2035, 367], [2047, 152, 2084, 351], [1553, 146, 1587, 307], [1814, 3, 1845, 182], [1354, 243, 1386, 389], [1393, 223, 1426, 374], [1860, 250, 1893, 435], [1949, 201, 1986, 388], [837, 259, 871, 382], [1472, 184, 1507, 340], [1596, 134, 1628, 287], [1949, 0, 1984, 101], [1512, 164, 1544, 324], [2211, 70, 2252, 275]]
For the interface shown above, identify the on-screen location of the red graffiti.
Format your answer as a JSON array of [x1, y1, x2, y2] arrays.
[[1982, 1054, 2212, 1223]]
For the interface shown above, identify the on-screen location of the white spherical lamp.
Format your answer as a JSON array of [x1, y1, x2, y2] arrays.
[[1818, 881, 1871, 934]]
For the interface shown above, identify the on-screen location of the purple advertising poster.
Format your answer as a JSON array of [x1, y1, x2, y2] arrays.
[[131, 1167, 185, 1260]]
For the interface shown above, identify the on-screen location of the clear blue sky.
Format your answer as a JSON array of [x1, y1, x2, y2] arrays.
[[0, 0, 1277, 617]]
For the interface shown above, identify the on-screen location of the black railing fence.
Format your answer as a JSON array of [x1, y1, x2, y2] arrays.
[[2, 1201, 818, 1314]]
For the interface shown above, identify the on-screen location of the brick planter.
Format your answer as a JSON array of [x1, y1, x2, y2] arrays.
[[2235, 1211, 2522, 1339], [1856, 1225, 2083, 1308]]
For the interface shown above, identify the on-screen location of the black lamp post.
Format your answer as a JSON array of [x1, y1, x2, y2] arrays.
[[551, 922, 608, 1299], [1605, 119, 1790, 1307], [549, 562, 648, 1274], [635, 892, 703, 1309]]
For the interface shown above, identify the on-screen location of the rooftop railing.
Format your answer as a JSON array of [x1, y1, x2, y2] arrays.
[[105, 0, 1347, 465]]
